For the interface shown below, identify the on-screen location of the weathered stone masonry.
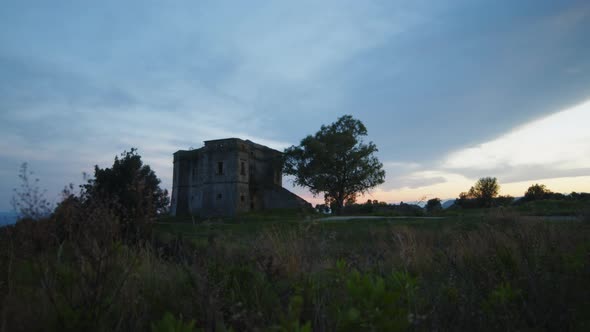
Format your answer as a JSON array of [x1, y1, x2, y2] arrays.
[[170, 138, 309, 217]]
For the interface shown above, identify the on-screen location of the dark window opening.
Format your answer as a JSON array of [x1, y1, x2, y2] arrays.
[[250, 202, 254, 209], [217, 193, 222, 200], [217, 161, 223, 175], [240, 195, 245, 202], [240, 161, 246, 175]]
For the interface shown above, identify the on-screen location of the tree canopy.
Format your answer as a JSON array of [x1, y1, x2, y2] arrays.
[[455, 177, 500, 208], [83, 148, 169, 219], [425, 198, 442, 213], [524, 183, 551, 201], [468, 177, 499, 207], [283, 115, 385, 214]]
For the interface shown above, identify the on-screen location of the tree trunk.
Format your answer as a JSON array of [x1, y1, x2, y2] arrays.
[[333, 198, 344, 215]]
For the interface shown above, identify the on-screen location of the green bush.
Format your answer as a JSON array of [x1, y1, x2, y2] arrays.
[[2, 213, 589, 331], [151, 312, 198, 332], [328, 261, 415, 331]]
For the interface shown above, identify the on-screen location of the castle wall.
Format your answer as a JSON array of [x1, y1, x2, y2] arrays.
[[262, 186, 310, 209], [170, 138, 309, 217], [170, 151, 197, 216]]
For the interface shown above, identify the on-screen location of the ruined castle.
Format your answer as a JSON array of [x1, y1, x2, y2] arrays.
[[170, 138, 310, 217]]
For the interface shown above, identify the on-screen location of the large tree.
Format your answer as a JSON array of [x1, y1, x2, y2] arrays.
[[283, 115, 385, 214], [468, 177, 499, 207], [83, 148, 169, 238], [425, 198, 442, 214], [524, 183, 551, 201]]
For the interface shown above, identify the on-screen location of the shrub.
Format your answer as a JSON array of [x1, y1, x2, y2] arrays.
[[11, 163, 53, 220], [328, 261, 415, 331], [151, 312, 198, 332]]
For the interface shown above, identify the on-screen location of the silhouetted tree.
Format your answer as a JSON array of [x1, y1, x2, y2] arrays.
[[494, 195, 514, 207], [425, 198, 442, 213], [396, 202, 425, 216], [11, 163, 52, 220], [524, 183, 551, 201], [315, 204, 330, 214], [454, 191, 478, 209], [568, 192, 590, 200], [283, 115, 385, 215], [466, 177, 499, 207], [83, 148, 169, 241]]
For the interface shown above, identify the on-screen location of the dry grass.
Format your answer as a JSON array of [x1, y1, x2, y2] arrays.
[[1, 214, 589, 331]]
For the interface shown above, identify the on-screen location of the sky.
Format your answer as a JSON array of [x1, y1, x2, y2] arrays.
[[1, 0, 590, 210]]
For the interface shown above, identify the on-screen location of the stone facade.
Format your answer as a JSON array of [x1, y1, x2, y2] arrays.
[[170, 138, 309, 217]]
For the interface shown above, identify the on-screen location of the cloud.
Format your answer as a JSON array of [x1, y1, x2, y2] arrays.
[[1, 1, 590, 210], [226, 1, 405, 84], [381, 162, 446, 190], [377, 99, 590, 200], [384, 161, 422, 170], [442, 99, 590, 182], [395, 173, 447, 189]]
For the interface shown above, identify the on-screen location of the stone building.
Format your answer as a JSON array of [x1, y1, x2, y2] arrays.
[[170, 138, 310, 217]]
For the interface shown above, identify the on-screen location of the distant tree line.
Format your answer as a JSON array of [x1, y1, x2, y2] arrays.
[[316, 199, 426, 216], [519, 183, 590, 202], [452, 178, 590, 210], [316, 177, 590, 216]]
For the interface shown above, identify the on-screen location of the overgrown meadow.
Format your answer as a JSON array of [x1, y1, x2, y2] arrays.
[[1, 209, 589, 331]]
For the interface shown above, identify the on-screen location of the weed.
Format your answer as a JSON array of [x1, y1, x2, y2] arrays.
[[151, 312, 198, 332]]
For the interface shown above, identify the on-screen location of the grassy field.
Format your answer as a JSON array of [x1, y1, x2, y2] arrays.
[[154, 209, 581, 250], [1, 209, 589, 331], [151, 211, 590, 330]]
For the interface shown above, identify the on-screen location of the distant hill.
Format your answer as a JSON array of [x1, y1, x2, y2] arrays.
[[0, 211, 17, 226], [442, 199, 455, 209]]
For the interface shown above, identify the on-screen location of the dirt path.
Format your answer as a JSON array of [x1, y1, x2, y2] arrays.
[[316, 216, 447, 221]]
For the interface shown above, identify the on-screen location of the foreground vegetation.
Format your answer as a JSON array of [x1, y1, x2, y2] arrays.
[[3, 152, 588, 331], [1, 211, 589, 331]]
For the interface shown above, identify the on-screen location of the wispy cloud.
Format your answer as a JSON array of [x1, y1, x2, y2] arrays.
[[1, 1, 590, 209], [376, 99, 590, 202], [442, 99, 590, 179]]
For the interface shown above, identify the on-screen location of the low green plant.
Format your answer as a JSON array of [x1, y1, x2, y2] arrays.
[[221, 264, 282, 330], [151, 312, 198, 332], [272, 290, 312, 332], [330, 261, 414, 331], [481, 282, 523, 329], [2, 205, 590, 331]]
